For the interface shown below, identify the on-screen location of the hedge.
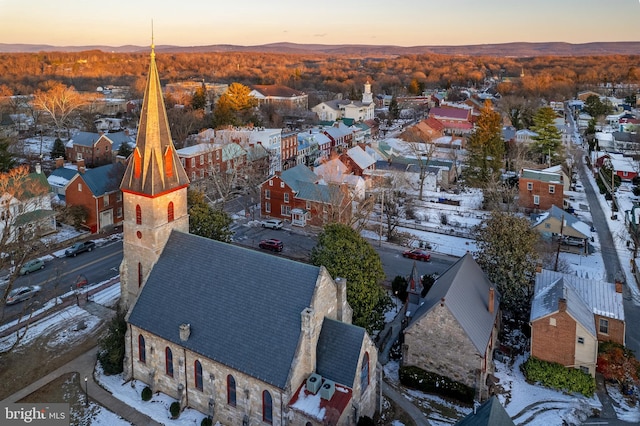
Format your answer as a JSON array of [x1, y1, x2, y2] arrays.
[[399, 365, 475, 403], [521, 356, 595, 397]]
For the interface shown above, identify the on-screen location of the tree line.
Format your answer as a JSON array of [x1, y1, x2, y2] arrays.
[[1, 51, 640, 101]]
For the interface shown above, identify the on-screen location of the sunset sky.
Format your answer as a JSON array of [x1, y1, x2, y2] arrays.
[[1, 0, 638, 47]]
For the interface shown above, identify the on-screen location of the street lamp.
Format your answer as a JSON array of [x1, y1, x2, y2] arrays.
[[84, 376, 88, 407]]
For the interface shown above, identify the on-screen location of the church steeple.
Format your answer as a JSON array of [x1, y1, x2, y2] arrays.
[[119, 45, 190, 309], [121, 46, 189, 197]]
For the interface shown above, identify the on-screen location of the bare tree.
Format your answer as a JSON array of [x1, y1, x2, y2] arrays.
[[32, 82, 88, 139]]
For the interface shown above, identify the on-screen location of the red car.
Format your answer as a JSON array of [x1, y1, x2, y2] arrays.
[[259, 239, 283, 252], [402, 249, 431, 262]]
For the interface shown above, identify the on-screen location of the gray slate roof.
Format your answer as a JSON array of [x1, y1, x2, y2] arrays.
[[455, 396, 515, 426], [128, 230, 322, 389], [530, 275, 596, 336], [409, 253, 499, 354], [316, 318, 365, 387], [72, 164, 120, 196], [281, 164, 318, 192]]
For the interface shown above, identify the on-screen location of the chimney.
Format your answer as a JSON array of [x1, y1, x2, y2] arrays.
[[55, 157, 64, 169], [335, 277, 350, 322], [179, 324, 191, 342], [77, 158, 86, 173], [615, 280, 623, 294], [558, 298, 567, 313], [535, 262, 543, 273], [488, 287, 495, 314]]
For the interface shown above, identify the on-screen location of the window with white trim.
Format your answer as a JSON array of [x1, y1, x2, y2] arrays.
[[599, 318, 609, 334], [527, 182, 533, 190], [549, 185, 555, 194], [265, 202, 271, 213], [533, 195, 540, 205], [265, 189, 270, 199], [284, 193, 289, 203]]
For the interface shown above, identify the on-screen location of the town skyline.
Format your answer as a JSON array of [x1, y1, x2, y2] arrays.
[[2, 0, 639, 48]]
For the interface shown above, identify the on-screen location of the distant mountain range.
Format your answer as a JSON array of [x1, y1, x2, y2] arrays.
[[1, 41, 639, 56]]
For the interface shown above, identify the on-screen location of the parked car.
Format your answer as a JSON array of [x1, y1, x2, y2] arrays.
[[402, 249, 431, 262], [6, 285, 42, 305], [262, 219, 283, 230], [74, 274, 88, 288], [259, 239, 284, 252], [65, 240, 96, 257], [562, 236, 585, 247], [19, 258, 44, 275]]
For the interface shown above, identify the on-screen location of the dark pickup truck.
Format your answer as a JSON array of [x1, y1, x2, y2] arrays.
[[65, 240, 96, 257]]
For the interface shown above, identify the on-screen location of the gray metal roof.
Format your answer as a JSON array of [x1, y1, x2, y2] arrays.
[[534, 269, 624, 322], [532, 205, 591, 239], [128, 230, 321, 389], [409, 253, 499, 354], [295, 181, 342, 203], [316, 318, 365, 388], [530, 275, 596, 336], [281, 164, 318, 192], [347, 146, 375, 170]]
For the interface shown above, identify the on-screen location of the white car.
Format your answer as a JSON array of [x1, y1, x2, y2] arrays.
[[262, 219, 283, 230]]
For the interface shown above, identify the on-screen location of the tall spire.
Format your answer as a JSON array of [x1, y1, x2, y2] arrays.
[[121, 47, 189, 196]]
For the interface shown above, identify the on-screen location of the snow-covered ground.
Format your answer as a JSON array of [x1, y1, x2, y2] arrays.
[[3, 135, 640, 424]]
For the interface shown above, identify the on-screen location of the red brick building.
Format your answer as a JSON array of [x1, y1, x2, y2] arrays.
[[281, 131, 298, 170], [176, 142, 248, 183], [530, 269, 625, 377], [518, 168, 565, 212], [65, 131, 134, 167], [63, 162, 124, 233], [261, 164, 351, 227]]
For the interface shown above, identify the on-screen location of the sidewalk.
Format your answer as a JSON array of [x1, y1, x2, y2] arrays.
[[1, 342, 162, 426]]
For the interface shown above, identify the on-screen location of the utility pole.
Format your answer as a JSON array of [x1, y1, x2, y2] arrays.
[[379, 190, 384, 247], [554, 214, 565, 271]]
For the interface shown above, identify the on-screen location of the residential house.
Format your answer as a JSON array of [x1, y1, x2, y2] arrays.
[[322, 122, 354, 154], [249, 84, 308, 110], [214, 126, 282, 175], [311, 82, 375, 123], [541, 165, 571, 193], [455, 396, 515, 426], [518, 168, 565, 212], [65, 131, 134, 167], [63, 160, 124, 233], [314, 158, 366, 200], [369, 160, 439, 193], [427, 106, 474, 135], [531, 205, 591, 247], [0, 165, 55, 242], [281, 130, 299, 170], [530, 269, 625, 377], [607, 155, 637, 182], [515, 129, 538, 144], [340, 146, 376, 177], [261, 164, 352, 227], [120, 49, 378, 426], [402, 253, 500, 400]]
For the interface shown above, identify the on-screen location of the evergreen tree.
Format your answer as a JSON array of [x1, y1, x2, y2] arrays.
[[117, 141, 132, 159], [191, 84, 207, 111], [0, 138, 16, 172], [50, 138, 66, 160], [187, 190, 233, 242], [310, 223, 389, 332], [473, 211, 539, 320], [583, 94, 612, 119], [97, 307, 127, 375], [463, 100, 504, 187], [389, 96, 400, 120], [530, 106, 562, 165]]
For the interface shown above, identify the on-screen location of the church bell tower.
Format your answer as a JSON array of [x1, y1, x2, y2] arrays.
[[119, 44, 190, 309]]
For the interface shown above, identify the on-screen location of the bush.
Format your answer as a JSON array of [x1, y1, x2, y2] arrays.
[[399, 365, 475, 403], [597, 341, 640, 382], [521, 356, 595, 397], [141, 386, 152, 401], [170, 401, 181, 419], [97, 307, 127, 375], [357, 416, 375, 426], [201, 418, 213, 426]]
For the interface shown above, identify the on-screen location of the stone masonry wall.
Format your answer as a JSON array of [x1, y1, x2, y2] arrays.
[[404, 304, 482, 390]]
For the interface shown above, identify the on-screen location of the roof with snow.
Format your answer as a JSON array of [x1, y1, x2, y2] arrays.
[[531, 204, 591, 239], [533, 269, 624, 322], [346, 146, 375, 170], [521, 169, 563, 183], [47, 167, 78, 188]]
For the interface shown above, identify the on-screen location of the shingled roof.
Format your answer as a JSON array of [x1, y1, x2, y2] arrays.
[[316, 317, 366, 387], [127, 230, 323, 389]]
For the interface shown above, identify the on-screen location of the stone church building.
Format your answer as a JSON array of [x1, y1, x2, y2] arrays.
[[119, 47, 379, 425]]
